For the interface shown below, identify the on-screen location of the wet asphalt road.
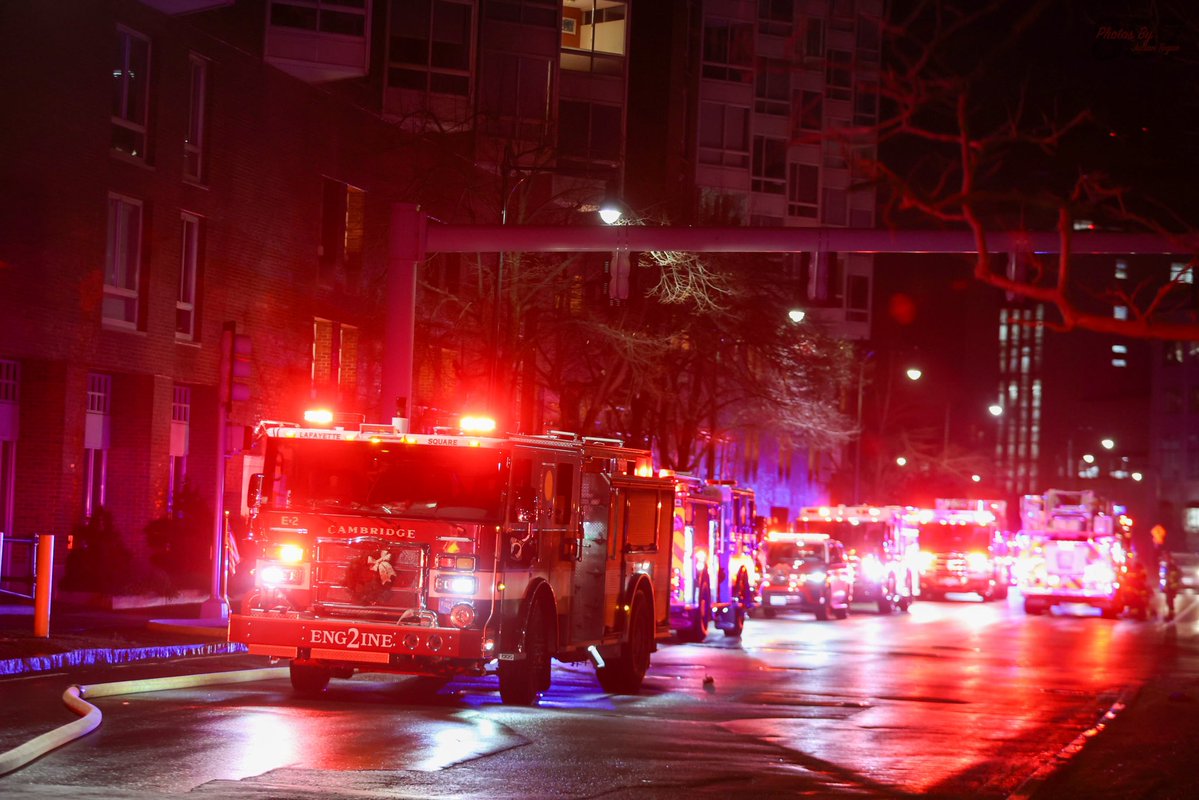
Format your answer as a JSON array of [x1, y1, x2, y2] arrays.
[[2, 591, 1193, 799]]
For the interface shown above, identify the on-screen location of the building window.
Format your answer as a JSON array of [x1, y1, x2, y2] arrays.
[[793, 90, 822, 135], [269, 0, 367, 36], [177, 213, 201, 340], [312, 319, 360, 403], [169, 385, 190, 513], [184, 54, 208, 182], [826, 50, 852, 100], [1171, 261, 1193, 283], [388, 0, 472, 96], [787, 163, 819, 218], [112, 27, 150, 159], [486, 0, 557, 27], [821, 187, 847, 225], [558, 100, 622, 164], [479, 52, 553, 138], [1114, 305, 1128, 320], [83, 373, 112, 520], [561, 1, 627, 74], [856, 17, 881, 62], [752, 136, 786, 194], [698, 102, 749, 167], [754, 58, 790, 116], [847, 273, 869, 321], [702, 20, 753, 82], [804, 17, 824, 58], [1116, 259, 1129, 280], [104, 194, 143, 329], [319, 179, 365, 292], [854, 81, 878, 126], [757, 0, 793, 37]]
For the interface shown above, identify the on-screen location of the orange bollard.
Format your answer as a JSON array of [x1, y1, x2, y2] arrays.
[[33, 533, 54, 638]]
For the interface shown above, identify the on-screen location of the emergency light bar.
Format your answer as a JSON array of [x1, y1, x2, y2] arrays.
[[768, 531, 830, 542]]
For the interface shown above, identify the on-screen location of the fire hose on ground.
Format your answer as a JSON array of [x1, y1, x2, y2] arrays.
[[0, 667, 289, 777]]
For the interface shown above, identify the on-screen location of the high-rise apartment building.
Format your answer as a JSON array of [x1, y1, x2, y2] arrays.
[[629, 0, 883, 522]]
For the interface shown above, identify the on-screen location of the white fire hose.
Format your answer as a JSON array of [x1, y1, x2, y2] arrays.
[[0, 667, 288, 777]]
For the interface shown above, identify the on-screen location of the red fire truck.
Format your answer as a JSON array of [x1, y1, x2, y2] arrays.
[[228, 414, 675, 705], [666, 474, 761, 641]]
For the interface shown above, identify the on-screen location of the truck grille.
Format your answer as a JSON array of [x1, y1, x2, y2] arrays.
[[312, 537, 427, 620]]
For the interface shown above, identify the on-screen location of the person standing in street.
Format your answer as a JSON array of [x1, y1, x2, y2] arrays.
[[1162, 551, 1182, 622]]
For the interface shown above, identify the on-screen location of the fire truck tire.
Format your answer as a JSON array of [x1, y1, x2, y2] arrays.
[[499, 603, 553, 706], [596, 592, 654, 694], [722, 605, 745, 637], [681, 590, 712, 643], [832, 600, 849, 620], [762, 606, 776, 619], [289, 661, 332, 696], [815, 589, 832, 621], [876, 595, 893, 614]]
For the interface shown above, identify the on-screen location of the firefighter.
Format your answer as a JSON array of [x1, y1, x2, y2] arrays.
[[1119, 551, 1152, 621], [1162, 551, 1182, 622]]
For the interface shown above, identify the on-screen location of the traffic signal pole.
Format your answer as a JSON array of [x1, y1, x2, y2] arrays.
[[383, 204, 1196, 436]]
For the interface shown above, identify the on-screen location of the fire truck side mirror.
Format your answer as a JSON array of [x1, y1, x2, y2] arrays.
[[246, 473, 264, 508]]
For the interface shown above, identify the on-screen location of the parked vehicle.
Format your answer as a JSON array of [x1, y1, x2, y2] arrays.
[[757, 532, 853, 620]]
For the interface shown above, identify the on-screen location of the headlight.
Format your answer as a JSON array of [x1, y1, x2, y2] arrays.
[[805, 571, 827, 584], [966, 552, 990, 572], [258, 561, 307, 588]]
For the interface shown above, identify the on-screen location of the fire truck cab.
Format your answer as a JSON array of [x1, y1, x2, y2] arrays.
[[666, 474, 761, 641], [1018, 489, 1129, 617], [229, 416, 675, 705], [796, 505, 920, 613], [914, 499, 1011, 601]]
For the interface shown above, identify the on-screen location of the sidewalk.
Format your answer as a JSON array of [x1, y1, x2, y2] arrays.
[[0, 598, 241, 676]]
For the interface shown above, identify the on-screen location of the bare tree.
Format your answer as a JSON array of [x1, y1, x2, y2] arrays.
[[863, 0, 1199, 339]]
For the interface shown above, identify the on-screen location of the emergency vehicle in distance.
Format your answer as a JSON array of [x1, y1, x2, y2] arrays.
[[757, 531, 854, 619], [1017, 489, 1130, 617], [795, 505, 920, 613], [665, 473, 761, 641], [228, 412, 674, 705], [913, 499, 1011, 601]]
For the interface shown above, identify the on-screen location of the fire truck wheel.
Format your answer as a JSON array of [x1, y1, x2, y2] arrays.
[[596, 592, 654, 694], [833, 599, 849, 620], [289, 661, 332, 696], [723, 605, 745, 637], [762, 606, 776, 619], [815, 589, 832, 621], [876, 595, 893, 614], [682, 590, 712, 643], [499, 603, 553, 706]]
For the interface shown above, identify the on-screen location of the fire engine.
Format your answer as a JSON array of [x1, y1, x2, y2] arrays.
[[228, 413, 675, 705], [1017, 489, 1130, 617], [665, 474, 761, 641], [795, 505, 921, 613], [913, 499, 1012, 601]]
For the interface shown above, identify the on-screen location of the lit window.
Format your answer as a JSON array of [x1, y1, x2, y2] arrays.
[[83, 374, 112, 520], [1114, 306, 1128, 320], [1111, 358, 1127, 368], [1172, 262, 1194, 284], [1112, 344, 1127, 354], [1115, 259, 1128, 280]]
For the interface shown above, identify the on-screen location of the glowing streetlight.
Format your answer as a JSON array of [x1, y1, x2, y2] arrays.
[[896, 456, 908, 466], [905, 367, 923, 381], [788, 309, 806, 323], [1100, 438, 1116, 450], [971, 474, 982, 483], [1132, 471, 1144, 482], [1082, 453, 1096, 464], [988, 404, 1003, 417]]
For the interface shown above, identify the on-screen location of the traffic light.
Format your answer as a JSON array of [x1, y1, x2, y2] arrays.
[[218, 325, 252, 406]]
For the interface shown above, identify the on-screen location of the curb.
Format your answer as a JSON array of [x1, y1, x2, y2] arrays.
[[1006, 684, 1139, 800], [0, 641, 248, 677]]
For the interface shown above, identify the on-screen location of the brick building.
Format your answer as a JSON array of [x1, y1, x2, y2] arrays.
[[0, 0, 419, 595]]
